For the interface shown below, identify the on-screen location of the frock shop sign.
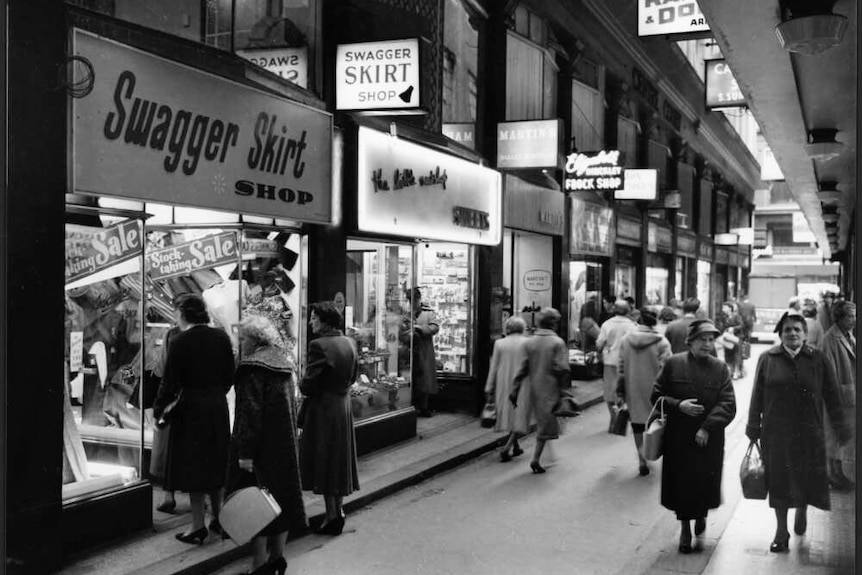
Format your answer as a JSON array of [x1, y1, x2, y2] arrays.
[[72, 29, 332, 223]]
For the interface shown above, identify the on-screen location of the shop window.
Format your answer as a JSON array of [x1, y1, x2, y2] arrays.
[[569, 260, 604, 347], [345, 239, 414, 421], [645, 266, 668, 308], [572, 79, 604, 152], [64, 216, 146, 501], [506, 32, 557, 121], [417, 242, 475, 375], [616, 263, 636, 301], [442, 0, 480, 130]]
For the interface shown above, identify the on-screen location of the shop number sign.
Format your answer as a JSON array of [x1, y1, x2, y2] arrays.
[[523, 270, 551, 291], [564, 150, 624, 192], [147, 232, 238, 280], [72, 29, 332, 224], [65, 219, 143, 284]]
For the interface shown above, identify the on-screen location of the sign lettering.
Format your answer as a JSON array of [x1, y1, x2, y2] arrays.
[[147, 232, 238, 280], [564, 150, 625, 192], [705, 59, 746, 109], [336, 39, 420, 110], [237, 47, 308, 88], [639, 0, 710, 36], [65, 220, 143, 284]]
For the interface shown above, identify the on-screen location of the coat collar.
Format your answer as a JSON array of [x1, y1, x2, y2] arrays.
[[766, 343, 815, 357]]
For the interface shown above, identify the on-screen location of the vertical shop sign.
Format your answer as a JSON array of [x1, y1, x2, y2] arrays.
[[73, 29, 332, 223], [65, 219, 143, 284], [335, 39, 420, 110], [147, 232, 238, 280]]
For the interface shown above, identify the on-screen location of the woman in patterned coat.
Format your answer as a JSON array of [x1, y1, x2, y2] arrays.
[[226, 315, 306, 574]]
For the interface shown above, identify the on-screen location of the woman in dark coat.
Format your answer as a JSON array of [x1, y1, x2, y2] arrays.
[[299, 301, 359, 536], [153, 294, 235, 544], [226, 315, 306, 575], [747, 310, 850, 553], [651, 319, 736, 554]]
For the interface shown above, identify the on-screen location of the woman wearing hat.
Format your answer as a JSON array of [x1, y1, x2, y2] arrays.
[[747, 310, 850, 553], [651, 319, 736, 553]]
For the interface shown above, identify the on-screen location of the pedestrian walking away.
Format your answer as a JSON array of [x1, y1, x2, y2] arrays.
[[484, 316, 530, 462], [511, 307, 570, 474], [746, 310, 851, 553], [651, 319, 736, 554], [596, 299, 637, 432], [299, 301, 360, 536], [616, 308, 671, 477], [152, 294, 235, 545], [817, 300, 856, 491], [663, 297, 701, 355], [226, 315, 307, 575]]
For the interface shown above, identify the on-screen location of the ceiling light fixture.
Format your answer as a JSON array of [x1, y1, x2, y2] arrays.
[[775, 2, 848, 56], [805, 128, 844, 160], [817, 181, 842, 203]]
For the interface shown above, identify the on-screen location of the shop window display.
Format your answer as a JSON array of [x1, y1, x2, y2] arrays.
[[645, 266, 669, 309], [345, 240, 414, 421], [616, 264, 635, 301], [416, 243, 474, 375]]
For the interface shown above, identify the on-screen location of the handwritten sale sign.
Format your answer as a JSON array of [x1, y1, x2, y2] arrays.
[[147, 232, 238, 280]]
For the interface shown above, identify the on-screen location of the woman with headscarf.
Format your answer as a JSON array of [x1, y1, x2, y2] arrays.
[[226, 315, 306, 575], [484, 316, 530, 462], [616, 308, 672, 476], [747, 310, 850, 552], [511, 308, 570, 474], [651, 319, 736, 553]]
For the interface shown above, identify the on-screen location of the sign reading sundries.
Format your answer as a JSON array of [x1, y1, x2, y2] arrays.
[[564, 151, 624, 192]]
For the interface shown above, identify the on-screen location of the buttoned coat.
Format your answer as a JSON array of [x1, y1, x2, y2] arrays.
[[512, 329, 570, 440], [484, 333, 531, 434], [299, 330, 360, 496], [746, 345, 849, 509], [412, 306, 440, 395], [652, 352, 736, 519], [818, 326, 856, 459]]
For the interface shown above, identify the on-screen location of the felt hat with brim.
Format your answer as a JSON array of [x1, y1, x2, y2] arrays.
[[774, 310, 807, 333], [686, 318, 721, 342]]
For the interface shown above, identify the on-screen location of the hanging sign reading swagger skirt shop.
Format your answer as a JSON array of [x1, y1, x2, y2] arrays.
[[357, 127, 502, 245], [72, 29, 332, 223]]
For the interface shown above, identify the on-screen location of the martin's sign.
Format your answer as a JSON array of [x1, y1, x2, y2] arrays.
[[72, 29, 332, 223], [496, 119, 562, 169], [564, 151, 624, 192], [148, 233, 238, 280], [705, 59, 745, 109], [335, 39, 420, 110], [65, 219, 143, 284], [638, 0, 710, 37]]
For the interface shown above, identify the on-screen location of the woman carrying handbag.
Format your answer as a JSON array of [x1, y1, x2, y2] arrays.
[[225, 315, 307, 575]]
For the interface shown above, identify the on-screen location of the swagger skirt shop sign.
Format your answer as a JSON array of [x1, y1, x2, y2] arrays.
[[72, 29, 332, 223]]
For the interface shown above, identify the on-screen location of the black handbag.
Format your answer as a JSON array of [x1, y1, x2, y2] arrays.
[[156, 389, 184, 428], [610, 405, 630, 436], [740, 441, 768, 499], [480, 401, 497, 428]]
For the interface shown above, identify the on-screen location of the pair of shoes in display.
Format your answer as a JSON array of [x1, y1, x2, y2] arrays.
[[175, 526, 209, 545], [315, 515, 345, 536], [156, 499, 177, 514], [530, 461, 546, 474], [770, 534, 790, 553]]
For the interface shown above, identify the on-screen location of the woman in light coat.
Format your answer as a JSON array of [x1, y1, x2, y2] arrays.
[[596, 300, 637, 431], [484, 316, 530, 462], [511, 308, 570, 474], [616, 308, 671, 476]]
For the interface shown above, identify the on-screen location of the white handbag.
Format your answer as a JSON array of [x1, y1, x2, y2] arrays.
[[643, 397, 666, 461], [220, 472, 282, 545]]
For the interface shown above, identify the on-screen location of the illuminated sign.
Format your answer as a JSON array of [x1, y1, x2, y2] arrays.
[[357, 127, 501, 245], [335, 39, 420, 110], [442, 123, 476, 149], [564, 150, 624, 192], [237, 47, 308, 88], [616, 169, 657, 200], [72, 30, 332, 223], [638, 0, 710, 37], [496, 119, 561, 169], [705, 59, 745, 109]]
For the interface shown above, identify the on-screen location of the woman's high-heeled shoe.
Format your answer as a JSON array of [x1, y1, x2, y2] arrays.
[[267, 556, 287, 575], [175, 526, 208, 545], [512, 445, 524, 457], [530, 461, 546, 474], [770, 534, 790, 553], [156, 499, 177, 514], [315, 514, 345, 535]]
